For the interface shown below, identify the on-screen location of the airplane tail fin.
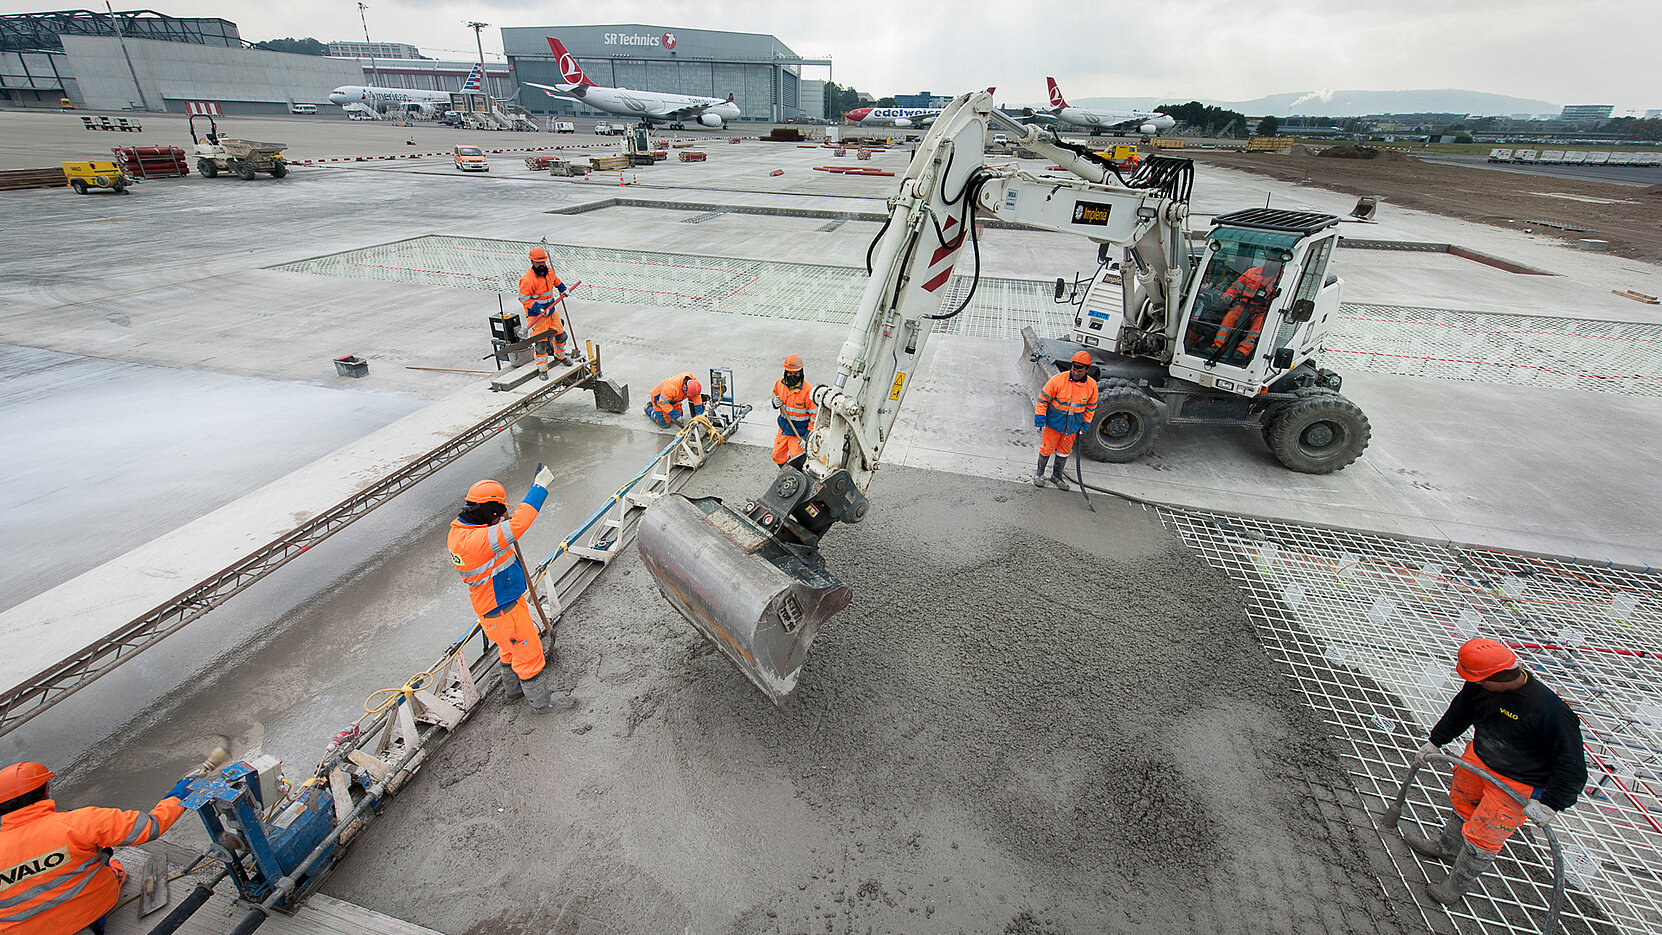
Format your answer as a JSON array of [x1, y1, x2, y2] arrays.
[[727, 92, 734, 102], [546, 36, 593, 87], [1046, 77, 1068, 109], [462, 64, 483, 92]]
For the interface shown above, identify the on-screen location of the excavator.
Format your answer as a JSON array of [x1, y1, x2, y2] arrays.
[[638, 90, 1369, 704]]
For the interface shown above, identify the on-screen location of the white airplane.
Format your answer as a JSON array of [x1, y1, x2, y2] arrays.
[[844, 89, 995, 128], [327, 64, 484, 118], [523, 37, 741, 128], [1036, 78, 1176, 135]]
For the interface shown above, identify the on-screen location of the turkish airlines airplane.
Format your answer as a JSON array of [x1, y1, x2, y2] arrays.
[[844, 89, 995, 128], [327, 64, 485, 118], [1038, 78, 1175, 135], [523, 37, 741, 128]]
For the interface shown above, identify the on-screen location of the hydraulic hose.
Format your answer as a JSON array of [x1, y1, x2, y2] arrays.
[[144, 868, 228, 935]]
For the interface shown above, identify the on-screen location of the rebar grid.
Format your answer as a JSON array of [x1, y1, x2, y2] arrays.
[[1326, 304, 1662, 398], [1159, 508, 1662, 935]]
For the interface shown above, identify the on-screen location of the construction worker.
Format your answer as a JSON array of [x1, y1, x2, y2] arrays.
[[1033, 350, 1098, 490], [1210, 259, 1283, 362], [1404, 638, 1588, 904], [517, 247, 569, 379], [0, 761, 191, 933], [645, 372, 704, 429], [449, 465, 557, 715], [771, 353, 813, 469]]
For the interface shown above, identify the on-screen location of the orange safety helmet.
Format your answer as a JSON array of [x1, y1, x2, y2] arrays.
[[684, 377, 702, 398], [1070, 350, 1093, 366], [1455, 638, 1518, 682], [528, 247, 549, 264], [0, 762, 53, 802], [465, 480, 507, 505], [783, 353, 804, 371]]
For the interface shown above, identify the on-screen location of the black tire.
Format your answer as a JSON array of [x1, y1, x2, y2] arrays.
[[234, 161, 256, 181], [71, 178, 88, 194], [112, 182, 126, 194], [1079, 386, 1162, 463], [1267, 395, 1371, 474], [198, 159, 218, 178], [270, 162, 287, 178]]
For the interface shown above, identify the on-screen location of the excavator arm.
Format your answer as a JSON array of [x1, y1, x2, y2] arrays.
[[638, 92, 1194, 704]]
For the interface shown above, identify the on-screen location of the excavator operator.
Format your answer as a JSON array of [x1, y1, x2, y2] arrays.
[[1210, 259, 1283, 363]]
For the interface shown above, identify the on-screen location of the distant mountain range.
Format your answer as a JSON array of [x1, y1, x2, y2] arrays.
[[1066, 89, 1559, 118]]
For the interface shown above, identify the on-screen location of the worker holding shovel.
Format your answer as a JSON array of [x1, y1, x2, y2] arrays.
[[771, 353, 814, 470]]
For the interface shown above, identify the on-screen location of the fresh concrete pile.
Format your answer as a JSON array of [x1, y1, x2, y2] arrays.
[[325, 454, 1413, 934]]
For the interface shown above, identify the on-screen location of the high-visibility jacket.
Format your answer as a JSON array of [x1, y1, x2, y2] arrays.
[[1036, 372, 1098, 436], [1212, 264, 1281, 356], [772, 378, 813, 439], [448, 486, 548, 618], [516, 268, 566, 320], [651, 374, 705, 417], [1219, 264, 1280, 308], [0, 797, 184, 934]]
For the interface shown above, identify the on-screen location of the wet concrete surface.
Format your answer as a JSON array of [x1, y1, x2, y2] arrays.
[[0, 344, 418, 610], [3, 411, 675, 818], [321, 457, 1416, 935]]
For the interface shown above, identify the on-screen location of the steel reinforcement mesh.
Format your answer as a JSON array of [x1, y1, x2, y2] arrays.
[[272, 235, 1072, 341], [1160, 507, 1662, 935], [275, 237, 1662, 395]]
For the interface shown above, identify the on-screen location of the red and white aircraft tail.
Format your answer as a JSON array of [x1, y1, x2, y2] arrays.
[[462, 63, 484, 92], [546, 36, 593, 88], [1046, 77, 1069, 109]]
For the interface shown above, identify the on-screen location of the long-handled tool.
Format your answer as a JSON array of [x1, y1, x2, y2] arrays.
[[1072, 449, 1096, 512], [551, 279, 583, 363], [513, 540, 556, 642]]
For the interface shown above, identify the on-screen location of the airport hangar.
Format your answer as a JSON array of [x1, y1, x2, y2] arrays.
[[502, 24, 830, 123]]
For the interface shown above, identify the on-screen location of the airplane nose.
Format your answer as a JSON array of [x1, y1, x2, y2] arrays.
[[847, 108, 870, 120]]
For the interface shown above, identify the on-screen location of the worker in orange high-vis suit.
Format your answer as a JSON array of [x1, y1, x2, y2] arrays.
[[1403, 639, 1587, 905], [517, 247, 568, 379], [1033, 350, 1098, 491], [771, 353, 814, 469], [644, 373, 704, 429], [1210, 260, 1283, 362], [449, 464, 556, 714], [0, 761, 191, 934]]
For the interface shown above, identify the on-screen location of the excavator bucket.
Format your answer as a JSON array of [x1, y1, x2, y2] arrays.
[[638, 494, 851, 705]]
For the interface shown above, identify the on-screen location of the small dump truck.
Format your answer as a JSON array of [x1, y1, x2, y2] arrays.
[[61, 160, 131, 194], [190, 114, 288, 180]]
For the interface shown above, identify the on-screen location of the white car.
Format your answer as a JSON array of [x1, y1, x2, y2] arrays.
[[552, 121, 575, 133]]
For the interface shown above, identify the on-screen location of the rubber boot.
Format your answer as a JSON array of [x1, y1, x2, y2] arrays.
[[520, 670, 555, 715], [1034, 454, 1049, 488], [1403, 813, 1464, 861], [1050, 456, 1071, 491], [1427, 841, 1495, 904], [498, 662, 523, 705]]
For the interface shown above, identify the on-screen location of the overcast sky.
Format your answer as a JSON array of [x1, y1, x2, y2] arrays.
[[15, 0, 1659, 112]]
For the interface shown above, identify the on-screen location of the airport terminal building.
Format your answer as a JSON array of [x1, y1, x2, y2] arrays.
[[501, 25, 828, 123]]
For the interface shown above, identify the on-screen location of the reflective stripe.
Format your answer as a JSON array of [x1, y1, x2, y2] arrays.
[[120, 814, 158, 846], [456, 523, 517, 586], [0, 856, 100, 913], [781, 404, 812, 419]]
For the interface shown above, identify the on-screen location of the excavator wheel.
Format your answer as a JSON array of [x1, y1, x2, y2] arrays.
[[1079, 386, 1162, 463], [1267, 394, 1370, 474], [234, 161, 256, 181]]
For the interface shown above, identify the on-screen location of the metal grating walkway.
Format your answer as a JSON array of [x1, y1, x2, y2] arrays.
[[275, 237, 1662, 395], [1161, 507, 1662, 935]]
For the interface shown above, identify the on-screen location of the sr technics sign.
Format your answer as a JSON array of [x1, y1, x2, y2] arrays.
[[605, 32, 677, 48]]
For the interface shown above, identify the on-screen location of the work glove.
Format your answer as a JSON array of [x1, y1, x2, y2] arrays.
[[771, 394, 782, 409], [533, 462, 554, 490], [1034, 412, 1045, 428], [1523, 800, 1558, 827], [556, 283, 567, 295], [691, 403, 706, 417], [165, 778, 194, 801], [1418, 742, 1447, 761]]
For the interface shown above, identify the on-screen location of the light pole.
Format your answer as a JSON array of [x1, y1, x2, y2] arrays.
[[105, 1, 151, 111], [358, 2, 379, 87], [466, 21, 488, 96]]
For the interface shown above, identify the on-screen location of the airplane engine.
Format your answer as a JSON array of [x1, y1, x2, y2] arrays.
[[893, 118, 912, 128], [699, 113, 723, 128], [1140, 122, 1157, 135]]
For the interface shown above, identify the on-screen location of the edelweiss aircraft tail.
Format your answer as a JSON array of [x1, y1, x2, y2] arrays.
[[546, 37, 593, 89], [462, 64, 484, 92], [1046, 77, 1069, 109]]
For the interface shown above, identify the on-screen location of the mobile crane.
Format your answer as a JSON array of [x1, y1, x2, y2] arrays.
[[637, 91, 1369, 704]]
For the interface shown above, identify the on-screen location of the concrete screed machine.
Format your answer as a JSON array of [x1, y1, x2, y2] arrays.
[[639, 90, 1368, 704]]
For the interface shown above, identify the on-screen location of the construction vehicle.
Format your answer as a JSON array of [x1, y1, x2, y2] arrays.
[[189, 113, 288, 180], [61, 159, 130, 194], [638, 90, 1369, 705]]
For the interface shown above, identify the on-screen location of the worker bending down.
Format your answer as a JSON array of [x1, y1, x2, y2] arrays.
[[449, 465, 557, 715], [517, 247, 569, 378], [645, 373, 704, 429], [0, 761, 191, 933], [1405, 639, 1587, 904], [1033, 350, 1098, 490], [771, 353, 813, 469], [1210, 259, 1282, 362]]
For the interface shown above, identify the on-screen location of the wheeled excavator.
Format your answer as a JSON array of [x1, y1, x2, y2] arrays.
[[638, 90, 1370, 704]]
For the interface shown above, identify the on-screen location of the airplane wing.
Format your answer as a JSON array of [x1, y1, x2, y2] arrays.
[[523, 81, 585, 99], [665, 100, 724, 120]]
